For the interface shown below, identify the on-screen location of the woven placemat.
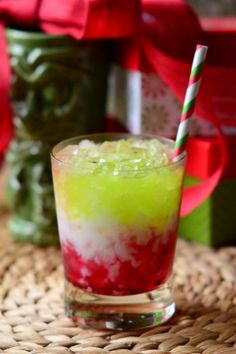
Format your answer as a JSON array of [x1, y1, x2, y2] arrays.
[[1, 211, 236, 354]]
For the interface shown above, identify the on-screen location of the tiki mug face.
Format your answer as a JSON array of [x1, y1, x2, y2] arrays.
[[5, 29, 110, 245], [7, 29, 110, 143]]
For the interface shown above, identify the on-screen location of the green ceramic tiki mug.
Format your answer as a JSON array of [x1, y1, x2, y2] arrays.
[[6, 29, 110, 246]]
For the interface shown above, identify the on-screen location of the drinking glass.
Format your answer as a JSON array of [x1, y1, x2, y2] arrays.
[[51, 133, 185, 330]]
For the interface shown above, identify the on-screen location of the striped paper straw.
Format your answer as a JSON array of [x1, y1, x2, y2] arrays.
[[173, 44, 208, 162]]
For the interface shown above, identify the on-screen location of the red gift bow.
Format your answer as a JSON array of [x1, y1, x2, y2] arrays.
[[1, 0, 236, 216]]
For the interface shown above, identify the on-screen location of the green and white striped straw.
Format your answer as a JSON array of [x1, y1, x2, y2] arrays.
[[173, 44, 208, 161]]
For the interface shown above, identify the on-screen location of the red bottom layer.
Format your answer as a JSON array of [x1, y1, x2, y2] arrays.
[[61, 228, 177, 296]]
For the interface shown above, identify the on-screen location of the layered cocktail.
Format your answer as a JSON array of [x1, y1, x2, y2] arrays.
[[51, 134, 185, 329]]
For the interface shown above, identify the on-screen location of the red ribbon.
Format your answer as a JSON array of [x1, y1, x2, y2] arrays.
[[138, 38, 230, 216], [0, 22, 12, 154]]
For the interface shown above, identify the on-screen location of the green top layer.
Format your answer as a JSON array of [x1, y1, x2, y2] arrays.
[[53, 138, 184, 231]]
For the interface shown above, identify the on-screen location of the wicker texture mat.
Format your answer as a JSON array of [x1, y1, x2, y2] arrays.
[[1, 212, 236, 354]]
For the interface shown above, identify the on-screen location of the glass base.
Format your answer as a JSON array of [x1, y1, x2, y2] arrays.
[[64, 279, 175, 330]]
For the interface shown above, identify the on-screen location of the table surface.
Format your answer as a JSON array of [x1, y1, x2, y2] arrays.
[[1, 211, 236, 354]]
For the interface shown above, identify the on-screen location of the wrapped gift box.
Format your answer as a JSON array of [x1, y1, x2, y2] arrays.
[[179, 136, 236, 247], [107, 63, 214, 137]]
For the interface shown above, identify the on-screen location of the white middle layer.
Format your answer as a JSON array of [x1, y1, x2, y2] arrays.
[[57, 209, 176, 265]]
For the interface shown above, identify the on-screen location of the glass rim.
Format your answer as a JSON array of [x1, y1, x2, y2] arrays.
[[51, 132, 186, 170]]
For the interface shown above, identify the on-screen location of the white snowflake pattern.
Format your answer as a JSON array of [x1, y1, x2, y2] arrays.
[[142, 73, 167, 99]]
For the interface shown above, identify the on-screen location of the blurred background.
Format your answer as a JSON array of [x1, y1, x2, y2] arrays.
[[1, 0, 236, 248]]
